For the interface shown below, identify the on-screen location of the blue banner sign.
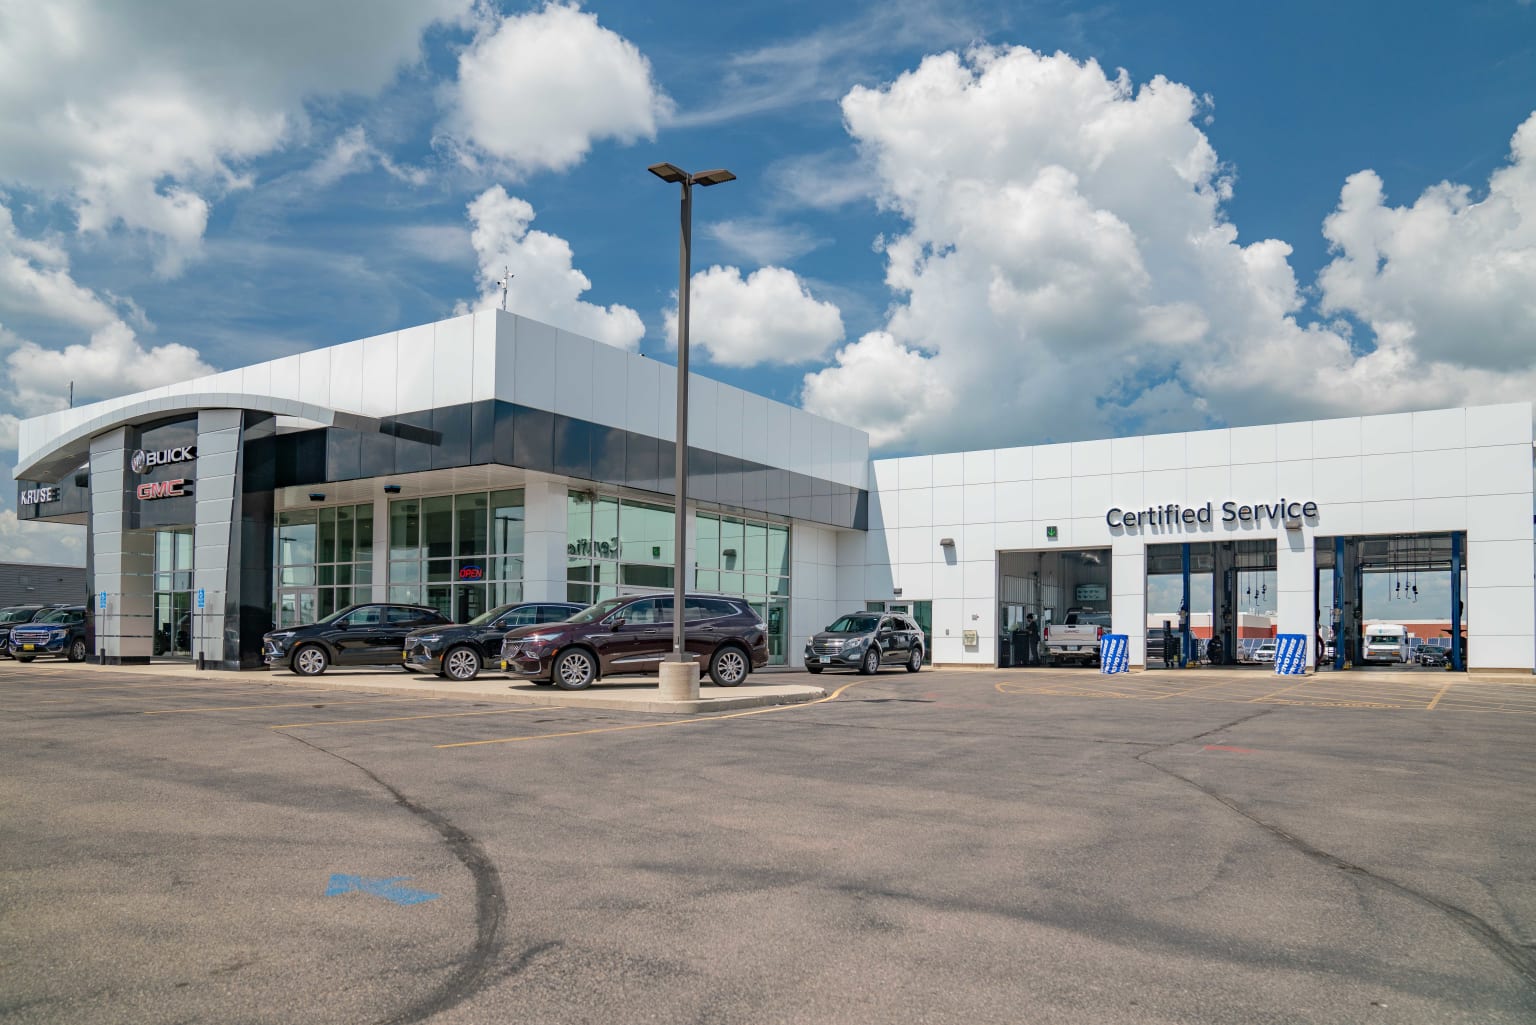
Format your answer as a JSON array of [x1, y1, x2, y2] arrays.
[[1100, 634, 1130, 674], [1274, 634, 1308, 675], [99, 591, 107, 610], [196, 588, 205, 610]]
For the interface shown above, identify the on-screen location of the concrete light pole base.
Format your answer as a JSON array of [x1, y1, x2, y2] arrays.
[[658, 660, 701, 701]]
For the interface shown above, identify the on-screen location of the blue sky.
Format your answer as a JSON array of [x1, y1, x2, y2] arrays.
[[1, 0, 1534, 563]]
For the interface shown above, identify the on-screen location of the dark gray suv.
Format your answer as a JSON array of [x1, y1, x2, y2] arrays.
[[805, 612, 924, 675]]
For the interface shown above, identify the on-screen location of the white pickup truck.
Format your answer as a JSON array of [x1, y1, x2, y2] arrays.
[[1043, 608, 1111, 666]]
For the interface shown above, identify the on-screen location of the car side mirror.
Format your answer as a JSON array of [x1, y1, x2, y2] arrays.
[[334, 621, 348, 630], [609, 618, 625, 631]]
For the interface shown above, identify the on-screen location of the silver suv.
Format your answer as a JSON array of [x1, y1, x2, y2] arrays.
[[805, 612, 925, 675]]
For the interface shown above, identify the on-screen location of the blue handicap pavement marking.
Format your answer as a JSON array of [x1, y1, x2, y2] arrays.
[[326, 874, 440, 906], [1100, 634, 1130, 674], [1274, 634, 1308, 676]]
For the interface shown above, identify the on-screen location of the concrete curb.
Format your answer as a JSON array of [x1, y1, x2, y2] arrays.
[[57, 660, 829, 713]]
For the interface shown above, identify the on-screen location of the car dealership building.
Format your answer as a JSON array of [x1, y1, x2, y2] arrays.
[[14, 311, 1535, 673]]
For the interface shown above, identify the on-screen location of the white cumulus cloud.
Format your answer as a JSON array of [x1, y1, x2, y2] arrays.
[[457, 186, 644, 350], [444, 2, 671, 177], [0, 0, 471, 273], [801, 46, 1536, 450], [663, 266, 845, 367]]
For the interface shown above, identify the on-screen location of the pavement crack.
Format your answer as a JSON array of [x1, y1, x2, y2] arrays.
[[1135, 712, 1536, 991], [276, 731, 508, 1025]]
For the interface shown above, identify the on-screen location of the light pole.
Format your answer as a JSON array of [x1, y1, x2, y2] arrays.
[[648, 161, 735, 699]]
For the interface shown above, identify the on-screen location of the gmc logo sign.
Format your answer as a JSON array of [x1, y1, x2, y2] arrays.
[[137, 478, 188, 500]]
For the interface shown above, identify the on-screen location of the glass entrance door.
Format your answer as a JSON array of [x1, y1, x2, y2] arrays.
[[154, 589, 193, 658], [277, 589, 319, 629]]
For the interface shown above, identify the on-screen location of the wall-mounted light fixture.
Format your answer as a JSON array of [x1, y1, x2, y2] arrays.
[[383, 484, 402, 494], [892, 587, 903, 597], [721, 547, 737, 558], [308, 492, 325, 502], [938, 537, 956, 548]]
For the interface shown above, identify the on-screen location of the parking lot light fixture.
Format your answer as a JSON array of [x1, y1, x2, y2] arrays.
[[649, 162, 735, 695]]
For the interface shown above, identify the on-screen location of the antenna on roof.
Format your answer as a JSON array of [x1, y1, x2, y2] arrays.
[[68, 381, 73, 408], [498, 266, 514, 312]]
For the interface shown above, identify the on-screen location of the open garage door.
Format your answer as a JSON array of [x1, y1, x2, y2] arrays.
[[998, 548, 1111, 667]]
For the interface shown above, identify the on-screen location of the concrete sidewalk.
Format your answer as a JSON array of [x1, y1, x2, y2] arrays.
[[63, 660, 829, 714]]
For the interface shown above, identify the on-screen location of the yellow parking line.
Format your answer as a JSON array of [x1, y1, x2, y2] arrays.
[[272, 706, 565, 729], [1425, 679, 1455, 711], [436, 679, 871, 749], [1249, 677, 1315, 704], [144, 697, 421, 715]]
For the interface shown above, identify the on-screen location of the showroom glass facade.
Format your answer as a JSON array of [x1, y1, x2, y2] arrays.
[[275, 504, 374, 626], [388, 491, 525, 621], [565, 493, 677, 603], [695, 512, 791, 664]]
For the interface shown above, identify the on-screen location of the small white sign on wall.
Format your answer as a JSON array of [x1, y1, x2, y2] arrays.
[[1075, 584, 1107, 603]]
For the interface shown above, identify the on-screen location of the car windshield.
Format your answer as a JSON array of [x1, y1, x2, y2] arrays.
[[568, 597, 632, 624], [826, 614, 880, 633], [0, 608, 37, 623], [1369, 635, 1404, 645], [1065, 611, 1112, 627], [467, 604, 517, 627], [34, 608, 80, 624], [1258, 642, 1275, 651]]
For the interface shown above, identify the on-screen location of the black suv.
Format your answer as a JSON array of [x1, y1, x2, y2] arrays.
[[0, 605, 57, 660], [263, 603, 450, 676], [9, 606, 90, 663], [403, 601, 583, 680], [500, 593, 768, 690], [805, 612, 925, 674]]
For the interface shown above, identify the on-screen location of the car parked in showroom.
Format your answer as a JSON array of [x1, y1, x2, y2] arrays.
[[263, 603, 450, 676], [804, 611, 925, 675], [499, 593, 767, 690], [403, 600, 583, 680], [9, 605, 90, 663]]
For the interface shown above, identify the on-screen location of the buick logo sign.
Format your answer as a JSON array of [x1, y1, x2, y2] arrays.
[[131, 446, 196, 474]]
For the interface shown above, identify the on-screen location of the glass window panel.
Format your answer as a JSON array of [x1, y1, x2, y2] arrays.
[[335, 564, 352, 586], [566, 492, 591, 556], [318, 565, 334, 586], [620, 563, 673, 589], [456, 492, 489, 556], [156, 531, 175, 573], [335, 506, 355, 564], [318, 506, 337, 563], [744, 522, 767, 574], [422, 496, 453, 560], [593, 496, 619, 560], [490, 580, 523, 606], [390, 560, 421, 584], [280, 566, 315, 586], [695, 513, 719, 571], [567, 582, 593, 605], [771, 576, 790, 597], [767, 525, 789, 578], [424, 584, 453, 620], [456, 558, 489, 585], [319, 588, 338, 620], [622, 500, 672, 564], [389, 500, 419, 560], [354, 562, 373, 587], [427, 558, 453, 583], [455, 583, 488, 623], [354, 503, 374, 553], [695, 570, 719, 592], [491, 489, 525, 556], [720, 517, 745, 574], [174, 529, 193, 572], [489, 556, 523, 582], [389, 584, 422, 604], [155, 572, 173, 591], [276, 512, 317, 567], [720, 571, 743, 595]]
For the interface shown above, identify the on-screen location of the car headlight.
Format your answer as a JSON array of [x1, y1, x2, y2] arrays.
[[50, 629, 67, 640], [841, 637, 866, 653], [268, 631, 295, 643], [413, 634, 443, 645]]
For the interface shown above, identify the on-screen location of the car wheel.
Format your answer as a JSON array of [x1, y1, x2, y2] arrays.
[[709, 646, 749, 687], [16, 655, 35, 663], [67, 639, 88, 663], [291, 644, 329, 677], [805, 664, 822, 674], [859, 648, 880, 675], [441, 646, 481, 682], [906, 647, 923, 673], [553, 649, 597, 690]]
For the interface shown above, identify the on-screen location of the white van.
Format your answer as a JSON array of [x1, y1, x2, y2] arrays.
[[1363, 624, 1409, 664]]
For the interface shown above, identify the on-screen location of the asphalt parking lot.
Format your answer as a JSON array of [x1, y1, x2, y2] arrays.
[[2, 661, 1533, 1025]]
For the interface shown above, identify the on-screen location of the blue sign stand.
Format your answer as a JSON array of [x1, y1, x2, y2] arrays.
[[98, 591, 107, 610], [196, 588, 205, 610], [1274, 634, 1308, 675], [1100, 634, 1129, 674]]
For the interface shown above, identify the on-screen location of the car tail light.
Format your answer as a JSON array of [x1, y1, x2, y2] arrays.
[[1096, 626, 1104, 640], [1043, 625, 1050, 641]]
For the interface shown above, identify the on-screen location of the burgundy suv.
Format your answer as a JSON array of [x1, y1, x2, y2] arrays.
[[499, 593, 768, 690]]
